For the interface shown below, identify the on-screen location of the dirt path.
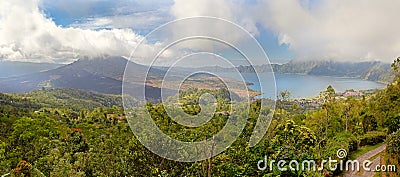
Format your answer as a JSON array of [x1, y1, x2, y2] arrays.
[[343, 144, 386, 177]]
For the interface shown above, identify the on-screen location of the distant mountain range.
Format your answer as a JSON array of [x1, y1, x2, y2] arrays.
[[0, 57, 173, 101], [0, 61, 63, 78], [196, 60, 394, 84], [275, 60, 393, 84], [0, 57, 255, 100], [0, 58, 394, 100]]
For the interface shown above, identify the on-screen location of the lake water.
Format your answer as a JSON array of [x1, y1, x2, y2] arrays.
[[221, 73, 386, 99]]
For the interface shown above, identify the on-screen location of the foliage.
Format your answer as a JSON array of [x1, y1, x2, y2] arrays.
[[358, 131, 387, 147], [386, 129, 400, 165], [269, 120, 317, 176], [21, 88, 136, 111], [1, 60, 400, 177]]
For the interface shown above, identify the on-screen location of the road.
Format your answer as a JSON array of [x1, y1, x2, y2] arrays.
[[343, 144, 386, 177]]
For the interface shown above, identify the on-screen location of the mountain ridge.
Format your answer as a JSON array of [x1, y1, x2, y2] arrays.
[[277, 60, 393, 84], [0, 61, 63, 78], [195, 60, 394, 84], [0, 57, 170, 101], [0, 58, 393, 100]]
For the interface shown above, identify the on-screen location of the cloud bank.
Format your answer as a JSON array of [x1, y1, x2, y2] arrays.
[[258, 0, 400, 62], [0, 0, 158, 63], [1, 0, 400, 63], [169, 0, 259, 51], [170, 0, 400, 63]]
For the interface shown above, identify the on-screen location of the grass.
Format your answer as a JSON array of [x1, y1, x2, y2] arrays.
[[348, 142, 385, 160]]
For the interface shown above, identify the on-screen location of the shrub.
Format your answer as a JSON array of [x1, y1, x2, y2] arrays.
[[358, 131, 386, 146], [386, 129, 400, 164], [328, 132, 358, 153]]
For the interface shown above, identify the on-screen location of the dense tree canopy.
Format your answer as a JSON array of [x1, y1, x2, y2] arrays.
[[1, 57, 400, 176]]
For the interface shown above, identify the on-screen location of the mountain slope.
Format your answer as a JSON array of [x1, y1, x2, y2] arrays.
[[196, 60, 394, 84], [0, 57, 169, 100], [0, 59, 123, 94], [277, 60, 394, 83], [1, 58, 392, 101], [0, 61, 63, 78]]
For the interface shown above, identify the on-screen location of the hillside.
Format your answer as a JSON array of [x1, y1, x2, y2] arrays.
[[199, 60, 394, 84], [1, 76, 399, 176], [0, 58, 392, 103], [0, 61, 63, 78], [0, 57, 170, 100], [274, 60, 394, 83], [1, 88, 136, 111], [0, 57, 255, 101]]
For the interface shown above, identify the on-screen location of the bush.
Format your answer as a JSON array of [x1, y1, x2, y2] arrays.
[[358, 131, 386, 146], [329, 132, 358, 153], [321, 133, 358, 176], [386, 129, 400, 164], [347, 135, 359, 152]]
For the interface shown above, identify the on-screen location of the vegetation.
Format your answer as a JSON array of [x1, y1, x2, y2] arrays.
[[1, 58, 400, 176], [385, 129, 400, 176]]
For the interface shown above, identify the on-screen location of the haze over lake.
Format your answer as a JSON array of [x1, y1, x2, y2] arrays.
[[222, 73, 386, 99]]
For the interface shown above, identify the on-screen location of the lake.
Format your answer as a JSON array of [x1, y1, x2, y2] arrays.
[[221, 73, 386, 99]]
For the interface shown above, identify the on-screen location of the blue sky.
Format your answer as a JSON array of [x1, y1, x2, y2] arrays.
[[1, 0, 399, 64], [40, 0, 173, 32], [39, 0, 294, 63]]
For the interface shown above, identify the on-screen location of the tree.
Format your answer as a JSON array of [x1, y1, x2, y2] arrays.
[[321, 85, 336, 138], [10, 160, 45, 177], [279, 90, 291, 102], [391, 56, 400, 77], [0, 140, 8, 174], [7, 116, 60, 167], [386, 114, 400, 134], [361, 112, 377, 133], [270, 120, 317, 176]]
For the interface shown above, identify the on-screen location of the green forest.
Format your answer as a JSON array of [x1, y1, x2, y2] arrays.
[[1, 59, 400, 177]]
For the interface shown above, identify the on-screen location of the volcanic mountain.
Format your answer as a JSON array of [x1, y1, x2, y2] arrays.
[[0, 57, 169, 100]]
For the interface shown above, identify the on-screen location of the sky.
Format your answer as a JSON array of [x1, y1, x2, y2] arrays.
[[0, 0, 399, 64]]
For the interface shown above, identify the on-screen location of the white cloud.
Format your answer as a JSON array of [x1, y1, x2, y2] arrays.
[[2, 0, 400, 64], [257, 0, 400, 62], [169, 0, 259, 51], [170, 0, 258, 34], [0, 0, 159, 63], [69, 9, 172, 32], [169, 0, 400, 63]]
